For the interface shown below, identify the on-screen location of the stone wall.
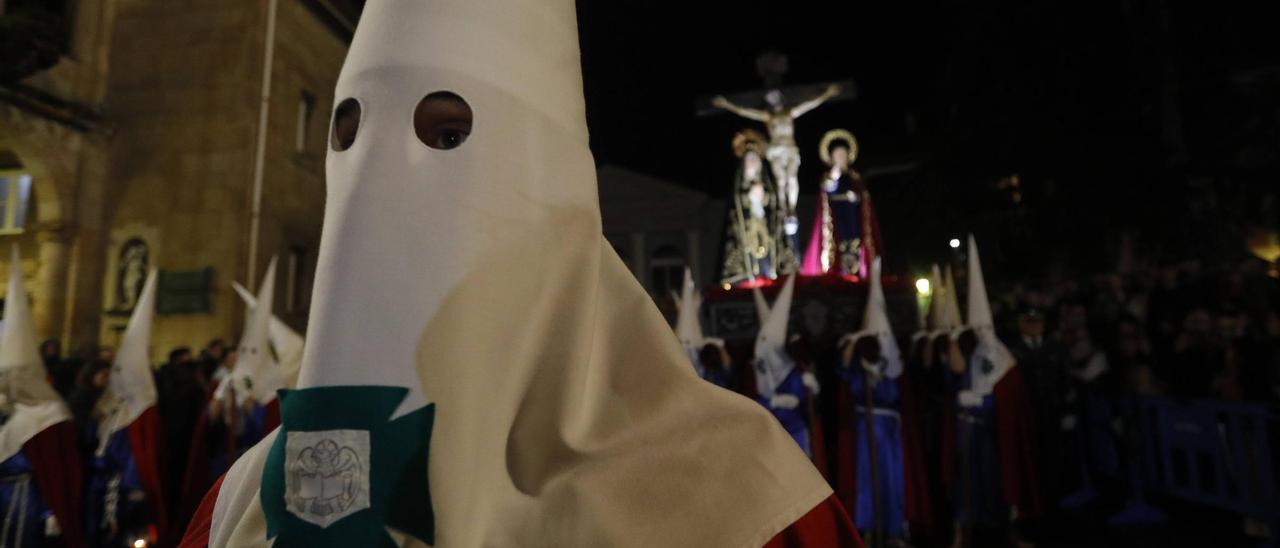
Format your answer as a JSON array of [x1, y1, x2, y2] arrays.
[[97, 0, 345, 358]]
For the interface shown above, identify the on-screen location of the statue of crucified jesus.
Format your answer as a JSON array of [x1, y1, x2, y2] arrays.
[[712, 83, 841, 235]]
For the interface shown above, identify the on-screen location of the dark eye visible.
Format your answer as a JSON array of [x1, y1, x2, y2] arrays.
[[331, 98, 361, 151], [414, 91, 472, 150]]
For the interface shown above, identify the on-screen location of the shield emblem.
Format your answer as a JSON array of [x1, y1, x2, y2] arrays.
[[284, 429, 371, 528]]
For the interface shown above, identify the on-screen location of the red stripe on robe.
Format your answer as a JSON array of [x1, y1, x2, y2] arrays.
[[127, 405, 169, 544], [897, 374, 934, 529], [765, 494, 864, 547], [263, 398, 281, 433], [178, 473, 225, 548], [993, 366, 1043, 517], [23, 420, 84, 548], [807, 399, 829, 480]]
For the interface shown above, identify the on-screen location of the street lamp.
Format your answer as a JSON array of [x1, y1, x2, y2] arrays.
[[915, 278, 931, 296], [949, 238, 961, 249]]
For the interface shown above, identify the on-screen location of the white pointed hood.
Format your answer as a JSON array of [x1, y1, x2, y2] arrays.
[[232, 281, 303, 390], [97, 268, 160, 453], [673, 268, 707, 375], [851, 258, 903, 378], [221, 257, 279, 405], [753, 275, 797, 397], [965, 235, 1014, 395], [674, 268, 703, 347], [751, 284, 771, 326], [0, 245, 70, 461], [944, 264, 965, 336], [208, 2, 829, 546], [927, 264, 948, 334]]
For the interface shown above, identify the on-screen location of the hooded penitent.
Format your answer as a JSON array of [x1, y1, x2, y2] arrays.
[[93, 268, 169, 538], [0, 246, 68, 461], [940, 235, 1042, 521], [674, 268, 705, 373], [834, 258, 911, 538], [0, 245, 83, 548], [964, 235, 1014, 396], [98, 269, 160, 452], [200, 2, 835, 546], [233, 281, 304, 391], [217, 258, 280, 407], [850, 258, 902, 379]]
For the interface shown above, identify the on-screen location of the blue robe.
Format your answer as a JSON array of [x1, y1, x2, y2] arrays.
[[952, 370, 1005, 527], [838, 366, 906, 537], [0, 451, 54, 547], [83, 425, 147, 547], [756, 367, 811, 455]]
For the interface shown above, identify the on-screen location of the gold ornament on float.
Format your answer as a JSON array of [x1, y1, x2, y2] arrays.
[[818, 129, 858, 166], [732, 129, 768, 159]]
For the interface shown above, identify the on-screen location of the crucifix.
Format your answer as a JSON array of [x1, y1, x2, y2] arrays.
[[700, 51, 856, 236]]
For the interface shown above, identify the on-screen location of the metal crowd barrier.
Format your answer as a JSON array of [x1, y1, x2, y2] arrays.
[[1139, 396, 1280, 537]]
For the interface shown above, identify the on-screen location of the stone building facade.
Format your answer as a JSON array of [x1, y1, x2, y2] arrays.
[[0, 0, 352, 359], [597, 164, 725, 312]]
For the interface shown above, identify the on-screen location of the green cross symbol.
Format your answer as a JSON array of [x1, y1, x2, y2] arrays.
[[261, 385, 435, 546]]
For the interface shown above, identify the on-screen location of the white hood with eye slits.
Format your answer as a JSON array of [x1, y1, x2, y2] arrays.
[[208, 1, 830, 546], [0, 246, 71, 462]]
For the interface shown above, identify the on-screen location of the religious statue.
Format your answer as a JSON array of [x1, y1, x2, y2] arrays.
[[115, 238, 149, 311], [800, 129, 882, 279], [711, 83, 842, 237], [719, 130, 798, 286]]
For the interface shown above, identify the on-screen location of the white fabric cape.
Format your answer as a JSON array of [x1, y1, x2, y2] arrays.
[[0, 245, 71, 462], [207, 1, 830, 546]]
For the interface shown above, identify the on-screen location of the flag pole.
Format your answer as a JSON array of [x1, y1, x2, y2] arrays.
[[246, 0, 279, 292]]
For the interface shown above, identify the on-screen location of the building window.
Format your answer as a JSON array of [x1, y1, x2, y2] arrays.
[[296, 91, 316, 153], [0, 172, 33, 234], [649, 245, 685, 297], [284, 246, 307, 313]]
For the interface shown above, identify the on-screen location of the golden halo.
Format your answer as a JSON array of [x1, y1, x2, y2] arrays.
[[819, 129, 858, 166], [732, 128, 768, 159]]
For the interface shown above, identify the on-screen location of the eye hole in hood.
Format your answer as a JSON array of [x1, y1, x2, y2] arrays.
[[331, 98, 362, 151], [414, 91, 472, 150]]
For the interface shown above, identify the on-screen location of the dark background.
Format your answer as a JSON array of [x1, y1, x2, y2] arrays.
[[575, 1, 1280, 282]]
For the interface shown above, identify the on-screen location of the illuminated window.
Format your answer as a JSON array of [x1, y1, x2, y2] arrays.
[[297, 91, 316, 153], [0, 172, 33, 234]]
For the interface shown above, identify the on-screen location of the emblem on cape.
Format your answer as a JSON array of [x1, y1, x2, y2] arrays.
[[262, 385, 435, 546], [285, 430, 370, 527]]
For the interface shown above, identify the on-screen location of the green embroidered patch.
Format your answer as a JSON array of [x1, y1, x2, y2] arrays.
[[261, 386, 434, 546]]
